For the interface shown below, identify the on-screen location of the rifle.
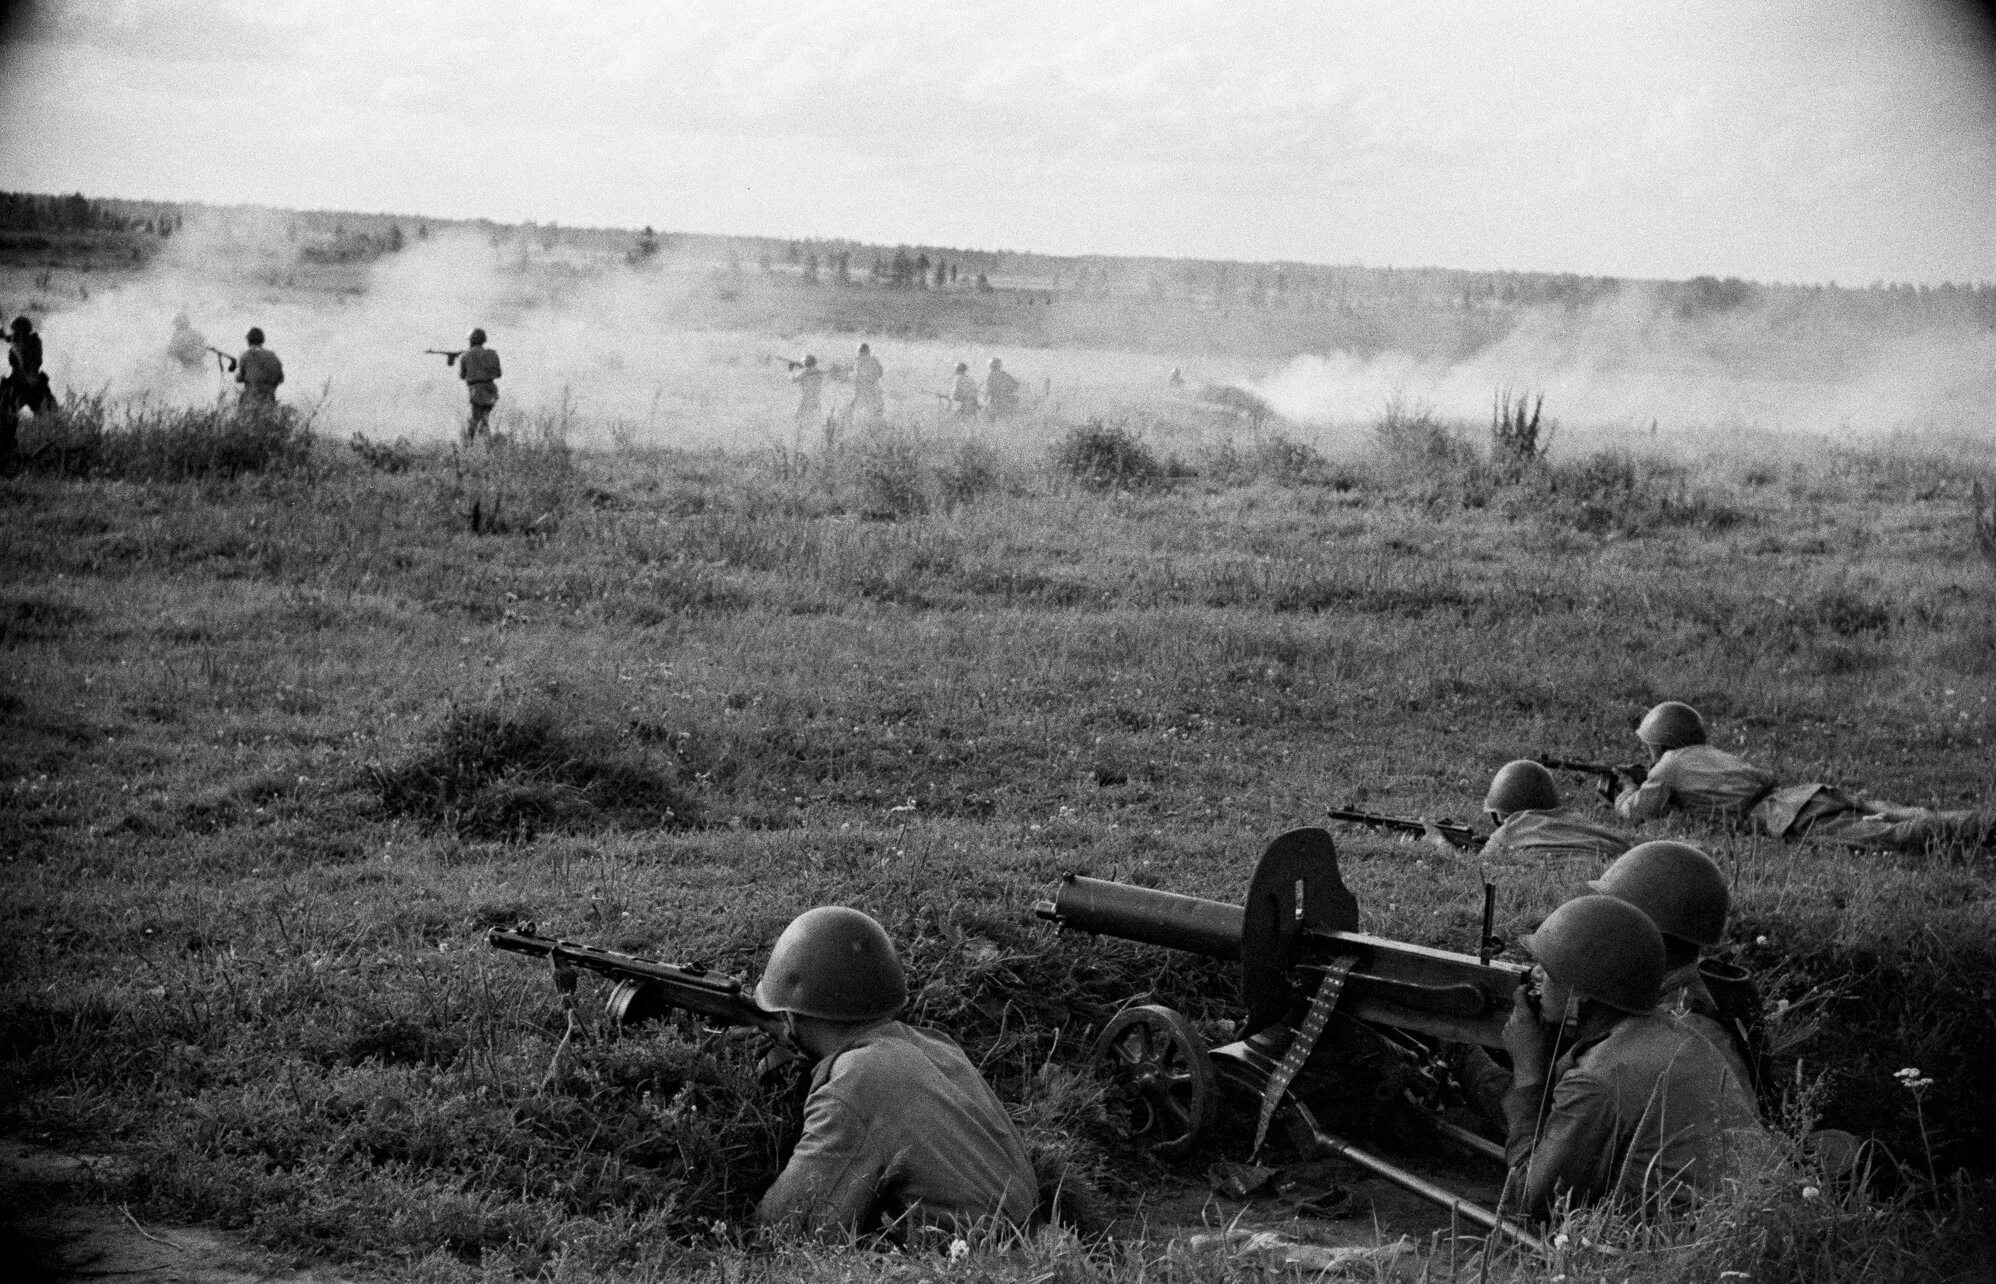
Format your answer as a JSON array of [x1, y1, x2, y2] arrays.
[[486, 924, 791, 1041], [424, 348, 465, 367], [1325, 805, 1483, 851], [204, 346, 237, 373], [1537, 755, 1648, 797]]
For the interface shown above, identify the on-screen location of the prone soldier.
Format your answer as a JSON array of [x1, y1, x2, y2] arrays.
[[1497, 895, 1763, 1221], [1476, 760, 1633, 862], [235, 327, 284, 407], [753, 907, 1038, 1242], [1615, 701, 1996, 852]]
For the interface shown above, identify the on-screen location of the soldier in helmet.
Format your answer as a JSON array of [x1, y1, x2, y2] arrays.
[[1589, 841, 1761, 1094], [849, 343, 884, 424], [167, 310, 207, 370], [948, 362, 980, 416], [2, 314, 56, 469], [458, 328, 502, 441], [791, 354, 825, 438], [753, 906, 1037, 1242], [983, 358, 1020, 417], [234, 327, 284, 407], [1498, 895, 1762, 1220], [1476, 760, 1632, 862], [1615, 701, 1996, 852]]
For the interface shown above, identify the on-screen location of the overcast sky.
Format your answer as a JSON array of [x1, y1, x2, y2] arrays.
[[2, 0, 1993, 284]]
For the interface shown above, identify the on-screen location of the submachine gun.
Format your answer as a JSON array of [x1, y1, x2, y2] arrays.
[[204, 346, 237, 374], [424, 348, 465, 367], [486, 924, 791, 1042], [1034, 828, 1545, 1251], [1538, 755, 1648, 800]]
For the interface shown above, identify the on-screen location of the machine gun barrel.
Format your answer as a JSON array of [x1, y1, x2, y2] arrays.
[[1033, 877, 1243, 960]]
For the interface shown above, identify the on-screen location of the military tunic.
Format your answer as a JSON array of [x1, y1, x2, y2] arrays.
[[1615, 745, 1776, 824], [757, 1021, 1037, 1240], [1484, 807, 1631, 862], [235, 346, 284, 403], [984, 367, 1020, 416]]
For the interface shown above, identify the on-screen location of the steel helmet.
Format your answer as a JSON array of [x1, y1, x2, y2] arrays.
[[755, 906, 907, 1021], [1589, 840, 1728, 948], [1525, 894, 1665, 1014], [1637, 701, 1707, 749], [989, 357, 1003, 369], [9, 315, 31, 335], [802, 354, 816, 367], [1485, 760, 1561, 815], [954, 361, 969, 374], [469, 328, 487, 345], [246, 327, 265, 345]]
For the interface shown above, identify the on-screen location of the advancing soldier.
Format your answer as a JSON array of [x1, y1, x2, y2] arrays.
[[754, 907, 1038, 1242], [948, 362, 980, 416], [1477, 760, 1632, 862], [791, 355, 826, 437], [458, 329, 502, 441], [983, 358, 1020, 417], [235, 327, 284, 407], [3, 315, 55, 470], [1589, 841, 1761, 1094], [1615, 701, 1996, 852], [167, 311, 206, 369], [849, 343, 884, 424], [1498, 895, 1763, 1221]]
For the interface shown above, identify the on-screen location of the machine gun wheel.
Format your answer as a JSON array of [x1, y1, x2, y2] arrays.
[[1091, 1004, 1216, 1157]]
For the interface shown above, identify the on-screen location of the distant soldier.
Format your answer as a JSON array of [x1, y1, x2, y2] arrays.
[[754, 907, 1038, 1241], [1614, 701, 1996, 852], [948, 362, 979, 416], [1497, 895, 1763, 1221], [234, 327, 284, 407], [2, 315, 55, 470], [983, 358, 1020, 417], [1168, 366, 1185, 388], [792, 354, 826, 434], [458, 328, 502, 441], [1475, 760, 1632, 862], [849, 343, 884, 423], [167, 311, 206, 369]]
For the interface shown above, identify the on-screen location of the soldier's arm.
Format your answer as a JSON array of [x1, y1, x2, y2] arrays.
[[1614, 759, 1673, 821], [756, 1087, 883, 1237], [1500, 1070, 1620, 1219]]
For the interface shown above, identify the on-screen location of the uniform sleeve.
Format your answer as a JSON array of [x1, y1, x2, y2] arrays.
[[272, 356, 284, 386], [1615, 761, 1674, 821], [756, 1088, 884, 1237], [1501, 1070, 1621, 1219]]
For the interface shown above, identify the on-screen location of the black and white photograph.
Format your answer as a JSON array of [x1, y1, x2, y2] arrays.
[[3, 2, 1995, 1279]]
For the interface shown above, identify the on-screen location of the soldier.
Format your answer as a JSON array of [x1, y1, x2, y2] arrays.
[[458, 328, 502, 441], [167, 311, 206, 369], [2, 315, 55, 470], [983, 358, 1020, 417], [1615, 701, 1996, 852], [1476, 760, 1632, 862], [1498, 895, 1763, 1221], [849, 342, 884, 424], [235, 327, 284, 407], [1589, 841, 1760, 1093], [791, 354, 826, 437], [948, 362, 980, 416], [753, 907, 1038, 1242]]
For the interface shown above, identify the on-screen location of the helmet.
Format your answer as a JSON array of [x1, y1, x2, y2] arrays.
[[469, 328, 487, 345], [954, 362, 968, 374], [1637, 701, 1706, 749], [858, 342, 870, 354], [802, 354, 816, 367], [989, 357, 1003, 369], [1589, 840, 1728, 948], [1484, 760, 1560, 815], [755, 906, 907, 1021], [1525, 894, 1664, 1014], [246, 327, 265, 345], [11, 315, 33, 335]]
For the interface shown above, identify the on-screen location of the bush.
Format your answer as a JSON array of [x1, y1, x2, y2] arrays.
[[348, 432, 414, 473], [365, 701, 699, 839], [1054, 420, 1163, 491], [17, 392, 313, 481], [847, 430, 929, 518], [1489, 387, 1551, 481], [1372, 393, 1478, 471], [451, 401, 576, 535], [1530, 449, 1748, 536]]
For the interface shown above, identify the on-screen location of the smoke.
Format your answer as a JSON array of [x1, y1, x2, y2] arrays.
[[22, 213, 1996, 454], [1248, 282, 1996, 445]]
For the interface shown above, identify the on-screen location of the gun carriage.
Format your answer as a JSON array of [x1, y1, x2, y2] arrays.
[[1037, 827, 1542, 1246]]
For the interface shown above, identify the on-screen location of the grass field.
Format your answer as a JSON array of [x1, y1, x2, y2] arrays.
[[4, 390, 1996, 1281]]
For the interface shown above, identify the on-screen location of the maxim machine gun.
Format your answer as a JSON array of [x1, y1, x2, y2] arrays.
[[1036, 828, 1544, 1248]]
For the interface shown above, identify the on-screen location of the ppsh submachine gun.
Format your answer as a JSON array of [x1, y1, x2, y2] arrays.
[[486, 924, 791, 1043], [204, 346, 238, 374], [1035, 827, 1546, 1250]]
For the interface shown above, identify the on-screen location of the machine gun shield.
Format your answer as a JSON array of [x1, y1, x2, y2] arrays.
[[1241, 828, 1359, 1032]]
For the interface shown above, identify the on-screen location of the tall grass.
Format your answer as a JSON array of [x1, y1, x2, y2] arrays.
[[16, 391, 315, 480]]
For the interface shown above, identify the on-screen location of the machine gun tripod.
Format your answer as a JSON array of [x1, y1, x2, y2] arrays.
[[1035, 828, 1545, 1252]]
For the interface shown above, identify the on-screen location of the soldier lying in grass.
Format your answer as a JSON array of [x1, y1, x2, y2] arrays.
[[753, 906, 1038, 1244], [1470, 760, 1633, 862], [1614, 701, 1996, 853]]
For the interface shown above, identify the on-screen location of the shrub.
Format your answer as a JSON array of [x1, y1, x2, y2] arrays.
[[452, 400, 576, 535], [1489, 387, 1551, 481], [1371, 393, 1477, 471], [1530, 449, 1748, 536], [847, 430, 929, 518], [365, 701, 699, 839], [17, 392, 313, 481], [937, 439, 1004, 509], [1054, 420, 1163, 491], [348, 432, 414, 473]]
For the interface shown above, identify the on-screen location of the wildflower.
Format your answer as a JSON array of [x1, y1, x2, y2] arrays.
[[1754, 935, 1769, 946], [710, 1219, 729, 1239], [1553, 1233, 1570, 1250], [949, 1238, 970, 1261], [1895, 1067, 1934, 1092], [1801, 1186, 1821, 1200]]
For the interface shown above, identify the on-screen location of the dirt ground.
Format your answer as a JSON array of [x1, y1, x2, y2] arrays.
[[0, 1141, 358, 1284]]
